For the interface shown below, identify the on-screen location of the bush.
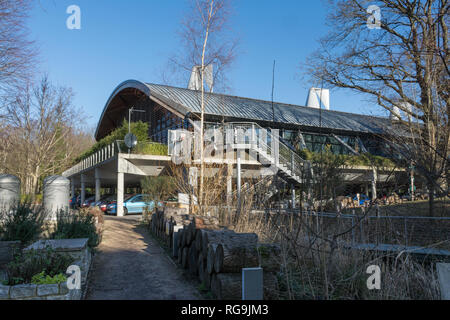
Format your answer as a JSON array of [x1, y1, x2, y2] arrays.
[[51, 211, 99, 248], [31, 271, 67, 285], [0, 202, 46, 245], [74, 120, 150, 163], [4, 247, 73, 285]]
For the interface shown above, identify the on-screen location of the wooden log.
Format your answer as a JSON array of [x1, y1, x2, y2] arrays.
[[185, 223, 193, 246], [177, 229, 184, 249], [207, 243, 218, 274], [188, 245, 198, 276], [203, 267, 211, 290], [195, 228, 203, 252], [182, 246, 189, 269], [202, 230, 236, 258], [212, 273, 241, 300], [177, 247, 183, 264], [214, 233, 259, 273], [197, 253, 205, 282]]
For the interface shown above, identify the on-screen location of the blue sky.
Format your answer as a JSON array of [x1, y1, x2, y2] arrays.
[[28, 1, 387, 128]]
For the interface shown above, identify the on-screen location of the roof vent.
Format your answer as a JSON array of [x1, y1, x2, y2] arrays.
[[188, 65, 214, 92], [306, 87, 330, 110]]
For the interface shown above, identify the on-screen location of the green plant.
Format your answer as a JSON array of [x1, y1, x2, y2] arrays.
[[0, 202, 47, 245], [5, 247, 73, 285], [52, 211, 99, 248], [31, 271, 67, 285], [74, 119, 163, 163]]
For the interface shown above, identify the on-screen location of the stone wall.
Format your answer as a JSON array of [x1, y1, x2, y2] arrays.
[[0, 279, 82, 300], [0, 238, 91, 300]]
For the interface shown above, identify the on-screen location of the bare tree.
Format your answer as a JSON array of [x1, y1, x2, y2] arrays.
[[168, 0, 238, 208], [304, 0, 449, 216], [0, 0, 36, 110], [0, 76, 92, 195]]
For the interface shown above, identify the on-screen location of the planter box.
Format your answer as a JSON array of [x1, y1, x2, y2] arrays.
[[0, 281, 81, 300], [0, 238, 91, 300]]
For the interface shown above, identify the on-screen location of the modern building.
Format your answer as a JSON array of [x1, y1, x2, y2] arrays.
[[63, 80, 408, 216]]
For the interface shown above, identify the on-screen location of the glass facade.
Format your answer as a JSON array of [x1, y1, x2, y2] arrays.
[[144, 100, 390, 159], [149, 104, 192, 144], [281, 129, 387, 157]]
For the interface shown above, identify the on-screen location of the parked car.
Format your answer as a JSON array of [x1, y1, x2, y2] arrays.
[[92, 194, 115, 211], [81, 196, 96, 208], [106, 194, 161, 216], [91, 194, 113, 207]]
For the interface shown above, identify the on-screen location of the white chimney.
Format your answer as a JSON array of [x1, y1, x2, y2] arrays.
[[306, 88, 330, 110], [390, 105, 402, 121]]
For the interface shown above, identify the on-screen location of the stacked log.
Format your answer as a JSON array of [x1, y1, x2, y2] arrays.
[[150, 208, 280, 300]]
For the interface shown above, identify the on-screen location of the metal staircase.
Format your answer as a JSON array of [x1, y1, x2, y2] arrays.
[[169, 121, 313, 186], [222, 122, 311, 186]]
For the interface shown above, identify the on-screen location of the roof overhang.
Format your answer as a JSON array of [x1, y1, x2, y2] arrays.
[[95, 80, 191, 141]]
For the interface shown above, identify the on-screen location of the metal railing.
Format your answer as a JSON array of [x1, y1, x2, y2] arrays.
[[263, 209, 450, 250], [62, 142, 119, 178], [220, 122, 310, 184]]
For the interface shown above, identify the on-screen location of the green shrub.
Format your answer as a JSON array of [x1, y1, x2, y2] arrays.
[[52, 212, 99, 248], [4, 247, 73, 285], [134, 142, 168, 156], [0, 202, 46, 245], [31, 271, 67, 285], [74, 120, 150, 163]]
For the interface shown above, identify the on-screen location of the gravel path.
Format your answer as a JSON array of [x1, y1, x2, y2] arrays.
[[85, 216, 200, 300]]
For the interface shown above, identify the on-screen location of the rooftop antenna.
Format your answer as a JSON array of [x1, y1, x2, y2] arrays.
[[271, 60, 276, 123]]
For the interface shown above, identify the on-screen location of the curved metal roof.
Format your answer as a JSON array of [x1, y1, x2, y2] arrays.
[[95, 80, 392, 140]]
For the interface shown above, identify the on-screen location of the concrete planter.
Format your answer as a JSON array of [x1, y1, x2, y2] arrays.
[[0, 281, 82, 300], [0, 238, 91, 300]]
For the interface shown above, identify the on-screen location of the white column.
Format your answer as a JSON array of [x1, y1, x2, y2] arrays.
[[237, 149, 242, 213], [371, 168, 377, 201], [71, 179, 76, 198], [95, 168, 101, 202], [117, 172, 125, 217], [80, 174, 86, 205], [291, 185, 296, 209], [227, 164, 233, 206]]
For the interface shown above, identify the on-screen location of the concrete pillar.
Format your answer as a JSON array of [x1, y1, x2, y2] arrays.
[[291, 185, 296, 209], [117, 172, 124, 217], [237, 149, 242, 213], [227, 164, 233, 206], [71, 179, 75, 198], [371, 168, 377, 201], [365, 183, 369, 197], [80, 174, 86, 206], [95, 168, 101, 202]]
